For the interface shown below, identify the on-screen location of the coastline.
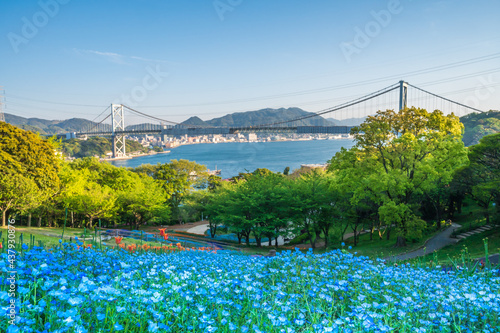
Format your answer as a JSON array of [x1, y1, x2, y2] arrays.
[[106, 139, 355, 179], [100, 150, 171, 162]]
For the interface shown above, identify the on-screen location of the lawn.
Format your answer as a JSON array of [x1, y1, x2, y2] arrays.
[[321, 227, 443, 259], [411, 227, 500, 266], [0, 227, 171, 250]]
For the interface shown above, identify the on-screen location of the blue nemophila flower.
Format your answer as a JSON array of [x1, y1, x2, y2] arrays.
[[3, 244, 500, 333], [6, 326, 20, 333], [147, 321, 158, 332], [114, 323, 124, 331]]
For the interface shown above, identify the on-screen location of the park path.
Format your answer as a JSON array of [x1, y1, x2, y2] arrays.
[[181, 222, 498, 263], [386, 223, 462, 262], [186, 223, 210, 235]]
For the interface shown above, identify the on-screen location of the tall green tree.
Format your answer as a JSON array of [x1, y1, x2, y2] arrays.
[[291, 170, 342, 248], [154, 159, 209, 223], [58, 163, 116, 228], [330, 107, 467, 247], [117, 173, 169, 228], [0, 122, 60, 226], [455, 133, 500, 223]]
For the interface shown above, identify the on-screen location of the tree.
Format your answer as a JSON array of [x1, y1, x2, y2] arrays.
[[58, 163, 116, 228], [455, 133, 500, 224], [291, 170, 341, 248], [154, 160, 209, 223], [330, 108, 467, 247], [205, 173, 292, 246], [0, 174, 40, 226], [117, 173, 168, 228], [0, 122, 60, 226]]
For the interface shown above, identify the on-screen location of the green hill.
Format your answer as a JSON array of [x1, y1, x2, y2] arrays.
[[460, 110, 500, 146], [59, 137, 148, 158], [206, 107, 333, 127], [182, 116, 210, 127], [4, 113, 111, 134]]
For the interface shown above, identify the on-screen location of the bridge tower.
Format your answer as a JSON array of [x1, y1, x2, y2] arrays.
[[111, 104, 126, 158], [399, 80, 408, 111]]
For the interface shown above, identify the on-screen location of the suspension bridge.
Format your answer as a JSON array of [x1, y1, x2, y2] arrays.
[[71, 80, 485, 158]]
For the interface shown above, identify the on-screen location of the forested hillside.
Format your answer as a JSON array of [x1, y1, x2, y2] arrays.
[[460, 110, 500, 146], [206, 107, 333, 127], [4, 113, 111, 134], [59, 137, 148, 158]]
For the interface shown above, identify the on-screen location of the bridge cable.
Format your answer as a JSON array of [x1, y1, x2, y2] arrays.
[[253, 83, 400, 128], [122, 105, 212, 128], [406, 83, 485, 113]]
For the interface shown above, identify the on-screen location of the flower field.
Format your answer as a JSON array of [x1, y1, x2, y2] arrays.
[[1, 244, 500, 333]]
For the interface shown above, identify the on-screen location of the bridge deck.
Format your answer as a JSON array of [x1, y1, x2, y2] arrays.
[[74, 126, 353, 137]]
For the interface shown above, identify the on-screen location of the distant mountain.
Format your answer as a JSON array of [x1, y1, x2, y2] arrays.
[[206, 107, 332, 127], [182, 116, 210, 127], [6, 109, 498, 147], [57, 118, 111, 133], [4, 113, 110, 134], [460, 110, 500, 146], [326, 117, 367, 127]]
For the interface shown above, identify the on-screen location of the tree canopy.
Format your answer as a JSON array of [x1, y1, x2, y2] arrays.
[[0, 122, 61, 226], [329, 107, 467, 246]]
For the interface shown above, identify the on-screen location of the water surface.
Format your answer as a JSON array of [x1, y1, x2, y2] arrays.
[[109, 139, 355, 179]]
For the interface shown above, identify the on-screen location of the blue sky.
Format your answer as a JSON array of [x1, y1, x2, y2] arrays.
[[1, 0, 499, 123]]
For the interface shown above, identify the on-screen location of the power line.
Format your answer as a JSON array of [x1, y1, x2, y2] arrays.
[[134, 53, 500, 108], [5, 93, 107, 108]]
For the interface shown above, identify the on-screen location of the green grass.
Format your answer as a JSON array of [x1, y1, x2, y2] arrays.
[[0, 227, 170, 250], [0, 228, 63, 249], [327, 227, 443, 259], [410, 227, 500, 265]]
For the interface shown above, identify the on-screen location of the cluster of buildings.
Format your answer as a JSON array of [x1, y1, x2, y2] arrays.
[[128, 132, 352, 149]]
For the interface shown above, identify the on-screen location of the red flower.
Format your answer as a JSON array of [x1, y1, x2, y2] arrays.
[[114, 237, 123, 245], [159, 229, 166, 237]]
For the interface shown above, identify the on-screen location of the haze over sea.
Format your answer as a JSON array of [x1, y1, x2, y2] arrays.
[[109, 139, 355, 179]]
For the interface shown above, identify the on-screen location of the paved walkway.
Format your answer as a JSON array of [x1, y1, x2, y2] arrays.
[[387, 223, 462, 262], [456, 224, 494, 239], [186, 223, 210, 235]]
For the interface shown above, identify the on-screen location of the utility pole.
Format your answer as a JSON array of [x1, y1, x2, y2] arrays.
[[0, 86, 5, 122]]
